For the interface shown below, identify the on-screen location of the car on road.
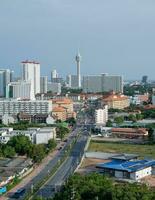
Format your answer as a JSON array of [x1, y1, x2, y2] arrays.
[[11, 188, 25, 199], [58, 146, 63, 150]]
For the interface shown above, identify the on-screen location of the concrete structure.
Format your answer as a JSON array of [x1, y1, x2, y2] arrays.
[[51, 69, 58, 79], [111, 128, 148, 139], [2, 114, 16, 125], [66, 75, 72, 87], [40, 76, 48, 93], [35, 127, 56, 144], [97, 159, 155, 181], [52, 98, 73, 113], [52, 98, 76, 121], [0, 127, 56, 144], [102, 92, 129, 109], [95, 105, 108, 126], [130, 94, 149, 105], [75, 52, 81, 88], [52, 106, 67, 121], [22, 60, 40, 98], [69, 75, 78, 89], [0, 69, 12, 97], [0, 100, 52, 115], [47, 82, 61, 94], [7, 81, 32, 100], [82, 73, 123, 93]]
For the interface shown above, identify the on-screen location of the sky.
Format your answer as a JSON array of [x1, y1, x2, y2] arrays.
[[0, 0, 155, 80]]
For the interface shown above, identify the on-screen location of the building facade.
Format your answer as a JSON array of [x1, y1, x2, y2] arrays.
[[95, 105, 108, 125], [22, 61, 40, 98], [102, 93, 129, 109], [0, 100, 52, 115], [47, 82, 61, 94], [40, 76, 48, 93], [7, 81, 32, 100], [82, 73, 123, 93], [0, 69, 12, 97]]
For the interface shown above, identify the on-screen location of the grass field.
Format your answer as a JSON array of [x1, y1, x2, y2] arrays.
[[88, 141, 155, 158]]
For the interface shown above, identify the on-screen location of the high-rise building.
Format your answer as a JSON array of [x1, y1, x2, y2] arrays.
[[75, 52, 81, 88], [95, 105, 108, 125], [21, 60, 40, 98], [47, 82, 61, 94], [82, 73, 123, 93], [69, 75, 78, 89], [51, 69, 58, 79], [0, 69, 12, 97], [40, 76, 48, 93], [142, 75, 148, 84], [51, 69, 63, 83], [7, 81, 32, 100]]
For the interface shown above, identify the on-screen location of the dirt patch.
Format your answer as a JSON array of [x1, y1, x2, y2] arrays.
[[81, 158, 109, 168], [141, 175, 155, 187]]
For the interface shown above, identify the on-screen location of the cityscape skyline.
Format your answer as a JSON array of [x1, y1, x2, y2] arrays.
[[1, 0, 155, 79]]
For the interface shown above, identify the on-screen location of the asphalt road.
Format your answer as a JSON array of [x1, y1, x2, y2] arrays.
[[36, 133, 89, 198], [8, 128, 81, 200]]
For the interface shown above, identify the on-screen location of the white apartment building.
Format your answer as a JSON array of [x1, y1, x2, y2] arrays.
[[0, 127, 56, 144], [0, 100, 52, 115], [22, 61, 40, 98], [7, 81, 32, 100], [95, 105, 108, 126], [82, 73, 123, 93]]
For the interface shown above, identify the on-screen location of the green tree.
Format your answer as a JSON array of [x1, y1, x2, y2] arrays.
[[3, 145, 16, 158], [57, 126, 69, 140], [7, 135, 32, 155], [31, 144, 46, 163], [106, 120, 113, 127], [148, 128, 154, 144], [128, 114, 137, 122], [114, 116, 124, 124], [47, 139, 57, 151]]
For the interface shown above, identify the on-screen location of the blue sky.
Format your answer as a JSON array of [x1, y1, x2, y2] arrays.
[[0, 0, 155, 79]]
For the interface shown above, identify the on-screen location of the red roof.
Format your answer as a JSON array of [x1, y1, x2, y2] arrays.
[[21, 60, 40, 64]]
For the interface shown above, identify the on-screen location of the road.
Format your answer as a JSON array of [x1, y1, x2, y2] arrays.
[[7, 110, 92, 199], [36, 133, 88, 198], [7, 127, 81, 200]]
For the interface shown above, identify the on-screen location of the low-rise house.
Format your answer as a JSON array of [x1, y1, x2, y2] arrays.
[[102, 92, 129, 109], [0, 127, 56, 144], [97, 159, 155, 181], [111, 128, 148, 139]]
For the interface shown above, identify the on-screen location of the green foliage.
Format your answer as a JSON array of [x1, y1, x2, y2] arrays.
[[66, 117, 76, 126], [53, 173, 155, 200], [30, 144, 46, 163], [148, 128, 154, 144], [123, 84, 152, 96], [7, 135, 32, 155], [128, 114, 137, 122], [57, 126, 70, 140], [114, 116, 124, 124], [0, 134, 57, 163], [106, 120, 113, 127], [61, 87, 83, 94], [2, 145, 16, 158], [47, 139, 57, 151]]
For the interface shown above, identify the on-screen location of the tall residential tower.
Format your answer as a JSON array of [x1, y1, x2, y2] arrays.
[[21, 60, 40, 99]]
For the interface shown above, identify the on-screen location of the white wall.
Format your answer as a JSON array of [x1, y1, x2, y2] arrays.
[[130, 167, 152, 180]]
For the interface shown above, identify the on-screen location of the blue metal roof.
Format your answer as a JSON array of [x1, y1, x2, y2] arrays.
[[97, 159, 155, 173]]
